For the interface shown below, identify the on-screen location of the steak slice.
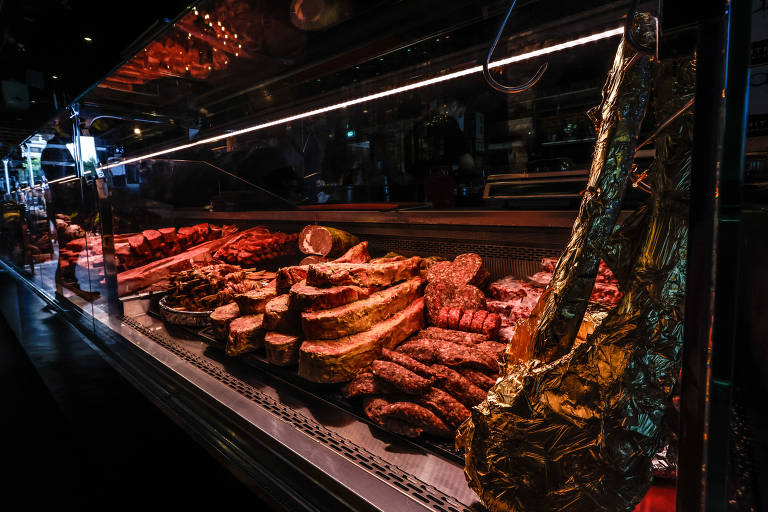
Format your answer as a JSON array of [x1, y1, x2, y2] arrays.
[[289, 280, 375, 312], [263, 294, 297, 331], [370, 360, 433, 394], [306, 257, 422, 288], [226, 314, 264, 357], [276, 265, 309, 294], [332, 241, 370, 263], [209, 301, 240, 339], [301, 278, 424, 339], [264, 331, 302, 366], [234, 288, 277, 314], [298, 298, 425, 383]]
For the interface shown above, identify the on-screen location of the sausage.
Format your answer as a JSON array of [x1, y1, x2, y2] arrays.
[[342, 372, 396, 398], [460, 369, 498, 390], [416, 388, 471, 428], [435, 340, 498, 372], [370, 360, 433, 394], [381, 348, 434, 378], [447, 308, 461, 329], [459, 310, 475, 331], [437, 307, 451, 329], [482, 313, 502, 337], [470, 310, 489, 333], [431, 364, 487, 409]]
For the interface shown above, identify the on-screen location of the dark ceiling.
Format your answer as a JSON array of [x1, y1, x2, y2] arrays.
[[0, 0, 190, 155]]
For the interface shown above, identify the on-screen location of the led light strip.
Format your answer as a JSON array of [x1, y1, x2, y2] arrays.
[[99, 26, 624, 171], [47, 175, 80, 185]]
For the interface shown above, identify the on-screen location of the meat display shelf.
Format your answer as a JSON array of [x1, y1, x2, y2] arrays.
[[66, 286, 483, 512]]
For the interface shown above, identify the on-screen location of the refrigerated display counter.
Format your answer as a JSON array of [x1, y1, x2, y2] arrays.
[[0, 0, 760, 511]]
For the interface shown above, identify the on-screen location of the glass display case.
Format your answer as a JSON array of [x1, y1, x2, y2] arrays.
[[0, 0, 761, 510]]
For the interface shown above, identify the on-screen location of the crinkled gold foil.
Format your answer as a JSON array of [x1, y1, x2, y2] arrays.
[[512, 16, 655, 364], [458, 20, 694, 512]]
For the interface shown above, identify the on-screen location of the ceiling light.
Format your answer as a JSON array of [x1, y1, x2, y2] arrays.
[[99, 26, 623, 171], [83, 36, 93, 42], [133, 128, 142, 135]]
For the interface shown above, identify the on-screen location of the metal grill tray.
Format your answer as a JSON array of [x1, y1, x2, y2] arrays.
[[195, 325, 465, 465]]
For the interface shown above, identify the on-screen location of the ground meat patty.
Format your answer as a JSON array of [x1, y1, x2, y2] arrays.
[[470, 310, 489, 333], [435, 341, 498, 372], [459, 310, 475, 331], [380, 401, 452, 438], [460, 369, 497, 390], [451, 253, 490, 288], [443, 284, 487, 311], [342, 372, 396, 398], [396, 338, 438, 363], [431, 364, 487, 408], [424, 280, 455, 324], [447, 308, 461, 329], [482, 313, 502, 337], [417, 327, 488, 345], [436, 307, 450, 329], [426, 260, 453, 283], [381, 349, 433, 378], [417, 388, 471, 428], [370, 360, 433, 394]]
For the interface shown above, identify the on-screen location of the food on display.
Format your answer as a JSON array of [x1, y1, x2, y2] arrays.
[[264, 332, 303, 366], [299, 255, 329, 265], [276, 265, 309, 293], [117, 228, 250, 296], [263, 294, 297, 332], [298, 298, 425, 383], [163, 264, 274, 311], [424, 253, 489, 324], [226, 314, 265, 356], [459, 19, 687, 512], [306, 256, 421, 288], [210, 302, 241, 339], [343, 321, 503, 438], [214, 229, 298, 266], [234, 287, 278, 314], [114, 223, 234, 272], [289, 281, 375, 312], [433, 307, 501, 336], [299, 278, 424, 339], [298, 225, 359, 258]]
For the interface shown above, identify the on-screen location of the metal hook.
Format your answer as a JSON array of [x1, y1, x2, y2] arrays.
[[625, 0, 655, 55], [482, 0, 547, 94]]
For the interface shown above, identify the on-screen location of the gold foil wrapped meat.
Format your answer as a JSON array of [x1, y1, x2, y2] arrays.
[[458, 15, 694, 512]]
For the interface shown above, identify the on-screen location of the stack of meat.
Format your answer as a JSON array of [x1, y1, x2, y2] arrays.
[[343, 327, 504, 438], [58, 235, 104, 277], [295, 245, 428, 383], [487, 257, 621, 342], [114, 223, 234, 272], [164, 264, 275, 311], [214, 228, 298, 266], [208, 241, 371, 363]]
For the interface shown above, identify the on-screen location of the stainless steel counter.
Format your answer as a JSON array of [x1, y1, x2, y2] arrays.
[[81, 296, 483, 512]]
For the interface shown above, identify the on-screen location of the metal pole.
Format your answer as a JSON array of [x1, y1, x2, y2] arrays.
[[25, 144, 34, 187], [2, 159, 9, 193]]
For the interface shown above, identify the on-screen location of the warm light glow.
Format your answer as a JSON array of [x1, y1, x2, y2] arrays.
[[83, 36, 93, 42], [133, 127, 142, 135], [99, 26, 624, 171], [47, 175, 79, 185]]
